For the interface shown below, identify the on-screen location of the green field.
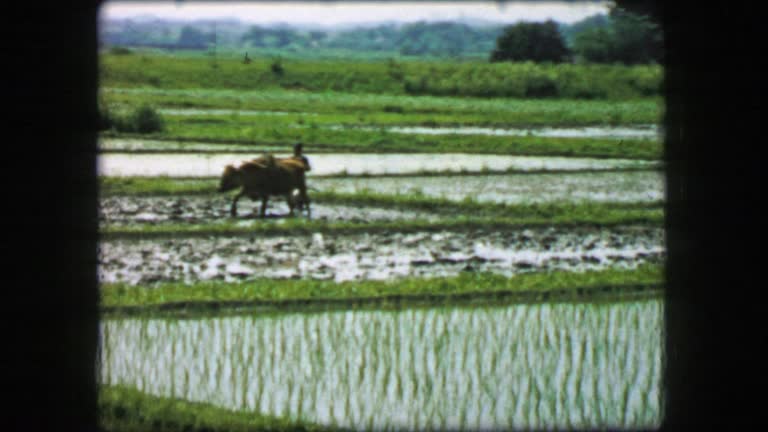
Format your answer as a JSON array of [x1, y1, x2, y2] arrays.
[[98, 50, 666, 431], [99, 53, 663, 159], [101, 53, 662, 99]]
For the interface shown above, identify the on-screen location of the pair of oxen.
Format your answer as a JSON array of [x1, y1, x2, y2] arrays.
[[218, 154, 311, 218]]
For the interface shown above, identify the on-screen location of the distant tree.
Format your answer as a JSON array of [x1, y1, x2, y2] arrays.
[[241, 26, 267, 47], [241, 26, 301, 49], [177, 25, 211, 49], [490, 20, 570, 63], [570, 7, 662, 64], [559, 14, 611, 48], [609, 7, 662, 64], [398, 22, 476, 57], [270, 57, 284, 76], [572, 27, 615, 63]]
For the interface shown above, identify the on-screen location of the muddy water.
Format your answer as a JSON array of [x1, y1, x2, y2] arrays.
[[98, 153, 660, 177], [98, 226, 664, 285], [100, 298, 663, 429], [333, 124, 661, 140], [316, 171, 664, 204], [100, 196, 441, 226]]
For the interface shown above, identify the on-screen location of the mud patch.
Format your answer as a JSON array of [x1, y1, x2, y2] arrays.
[[100, 196, 440, 226], [98, 226, 665, 285]]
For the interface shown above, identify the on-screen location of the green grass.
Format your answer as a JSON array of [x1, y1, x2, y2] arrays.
[[99, 385, 341, 432], [100, 85, 662, 158], [100, 176, 215, 196], [100, 265, 664, 316], [100, 53, 662, 99], [102, 87, 662, 127]]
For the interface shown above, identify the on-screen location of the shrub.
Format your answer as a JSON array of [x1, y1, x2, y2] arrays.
[[524, 75, 559, 98], [102, 105, 164, 134], [270, 57, 284, 76], [131, 105, 165, 133], [98, 104, 116, 131], [108, 46, 133, 55]]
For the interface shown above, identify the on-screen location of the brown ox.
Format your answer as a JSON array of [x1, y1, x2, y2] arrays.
[[218, 154, 311, 218]]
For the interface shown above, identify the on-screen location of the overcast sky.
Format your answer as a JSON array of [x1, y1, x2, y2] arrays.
[[101, 1, 613, 26]]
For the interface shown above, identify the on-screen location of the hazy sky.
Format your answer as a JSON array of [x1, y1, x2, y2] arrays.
[[101, 1, 613, 26]]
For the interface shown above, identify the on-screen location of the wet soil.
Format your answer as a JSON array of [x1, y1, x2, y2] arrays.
[[99, 196, 441, 226], [98, 226, 664, 285]]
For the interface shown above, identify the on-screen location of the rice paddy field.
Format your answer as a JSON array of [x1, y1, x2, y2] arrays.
[[97, 51, 666, 431]]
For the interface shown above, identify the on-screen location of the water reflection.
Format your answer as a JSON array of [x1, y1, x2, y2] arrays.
[[98, 153, 660, 177], [100, 299, 663, 430], [316, 171, 665, 204], [332, 124, 660, 140]]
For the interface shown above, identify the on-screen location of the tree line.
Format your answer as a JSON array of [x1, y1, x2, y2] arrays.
[[102, 7, 660, 65], [491, 8, 661, 65]]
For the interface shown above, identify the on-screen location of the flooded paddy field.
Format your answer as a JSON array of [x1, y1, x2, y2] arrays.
[[99, 138, 286, 153], [98, 225, 664, 285], [100, 298, 663, 430], [98, 152, 660, 177], [332, 124, 660, 140], [316, 171, 664, 204], [100, 195, 441, 226]]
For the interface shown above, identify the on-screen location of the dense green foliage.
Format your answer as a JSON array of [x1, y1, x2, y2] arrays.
[[100, 53, 662, 99], [177, 25, 214, 49], [101, 19, 504, 59], [559, 14, 611, 47], [490, 20, 570, 64], [100, 104, 165, 134], [572, 8, 663, 64]]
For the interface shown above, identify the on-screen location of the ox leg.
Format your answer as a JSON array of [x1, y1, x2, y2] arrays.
[[260, 196, 269, 218], [230, 191, 244, 217], [287, 195, 296, 217]]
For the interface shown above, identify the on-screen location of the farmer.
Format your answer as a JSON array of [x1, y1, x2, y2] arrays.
[[292, 142, 311, 172]]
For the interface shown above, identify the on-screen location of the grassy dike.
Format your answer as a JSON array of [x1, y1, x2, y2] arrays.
[[99, 385, 341, 432], [103, 88, 663, 127], [101, 264, 663, 318], [114, 117, 662, 159]]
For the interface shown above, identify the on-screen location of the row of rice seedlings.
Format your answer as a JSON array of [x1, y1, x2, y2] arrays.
[[100, 300, 662, 429]]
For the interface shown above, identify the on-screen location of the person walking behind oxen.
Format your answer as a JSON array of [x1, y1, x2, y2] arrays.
[[292, 142, 311, 172]]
